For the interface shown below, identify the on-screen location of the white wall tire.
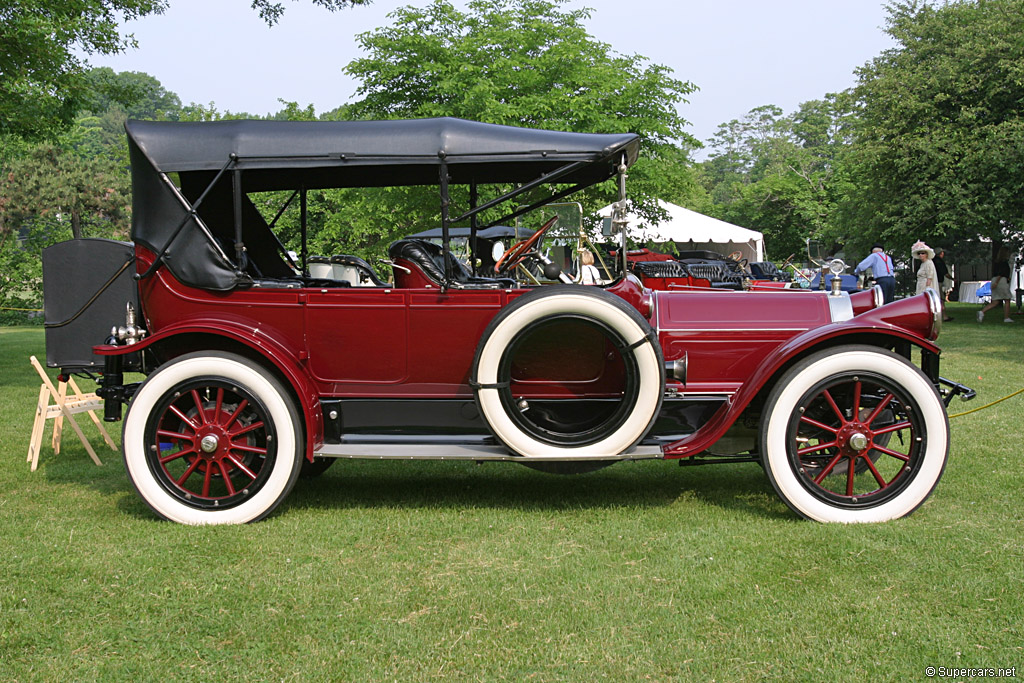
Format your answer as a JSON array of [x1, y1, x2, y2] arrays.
[[472, 287, 664, 458], [760, 345, 948, 523], [123, 352, 303, 524]]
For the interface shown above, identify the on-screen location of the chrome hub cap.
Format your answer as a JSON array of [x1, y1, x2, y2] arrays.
[[848, 433, 869, 452]]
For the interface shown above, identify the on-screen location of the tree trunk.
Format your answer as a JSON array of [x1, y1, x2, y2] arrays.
[[71, 208, 82, 240]]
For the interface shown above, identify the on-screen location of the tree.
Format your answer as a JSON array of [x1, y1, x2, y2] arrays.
[[81, 67, 182, 120], [340, 0, 704, 251], [251, 0, 371, 25], [850, 0, 1024, 255], [702, 97, 856, 259], [0, 144, 131, 317], [0, 1, 168, 141], [0, 145, 131, 241], [1, 1, 373, 141]]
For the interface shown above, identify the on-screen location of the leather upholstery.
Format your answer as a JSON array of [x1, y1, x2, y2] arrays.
[[388, 239, 516, 289]]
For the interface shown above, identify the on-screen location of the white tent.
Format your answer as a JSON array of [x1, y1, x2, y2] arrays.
[[599, 200, 765, 262]]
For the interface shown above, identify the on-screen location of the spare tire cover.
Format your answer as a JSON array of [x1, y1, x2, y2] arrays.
[[471, 286, 664, 458]]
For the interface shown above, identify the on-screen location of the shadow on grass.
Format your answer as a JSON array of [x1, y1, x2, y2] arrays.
[[282, 458, 790, 521], [37, 446, 790, 522]]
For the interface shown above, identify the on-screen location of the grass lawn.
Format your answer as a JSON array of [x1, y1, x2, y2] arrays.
[[1, 302, 1021, 681]]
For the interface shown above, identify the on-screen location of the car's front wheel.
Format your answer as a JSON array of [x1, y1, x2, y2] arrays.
[[760, 345, 948, 523], [123, 352, 303, 524]]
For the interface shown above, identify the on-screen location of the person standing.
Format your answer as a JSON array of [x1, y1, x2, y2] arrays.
[[933, 248, 953, 321], [855, 243, 896, 303], [977, 246, 1014, 323], [579, 249, 601, 285], [912, 241, 937, 295]]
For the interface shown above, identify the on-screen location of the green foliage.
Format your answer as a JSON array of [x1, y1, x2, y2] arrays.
[[81, 67, 182, 120], [850, 0, 1024, 251], [703, 97, 856, 259], [0, 145, 131, 240], [0, 144, 131, 322], [342, 0, 705, 253], [250, 0, 372, 26], [0, 0, 168, 141]]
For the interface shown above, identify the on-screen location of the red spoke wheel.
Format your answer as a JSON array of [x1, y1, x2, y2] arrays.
[[123, 352, 303, 524], [789, 376, 916, 505], [150, 381, 273, 507], [760, 345, 948, 523]]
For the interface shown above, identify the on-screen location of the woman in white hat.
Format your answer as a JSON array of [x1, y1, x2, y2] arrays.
[[912, 240, 937, 295]]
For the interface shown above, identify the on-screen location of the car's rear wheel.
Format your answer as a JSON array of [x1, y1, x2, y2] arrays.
[[472, 286, 664, 459], [123, 352, 303, 524], [760, 345, 948, 523]]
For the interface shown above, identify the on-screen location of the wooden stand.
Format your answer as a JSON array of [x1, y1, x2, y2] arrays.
[[27, 355, 118, 471]]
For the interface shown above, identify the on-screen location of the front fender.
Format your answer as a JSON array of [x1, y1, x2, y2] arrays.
[[661, 323, 941, 458]]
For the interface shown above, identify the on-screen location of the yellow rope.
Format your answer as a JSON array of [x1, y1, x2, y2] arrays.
[[0, 306, 43, 312], [948, 387, 1024, 418]]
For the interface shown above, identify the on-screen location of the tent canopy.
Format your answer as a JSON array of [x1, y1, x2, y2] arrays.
[[600, 200, 765, 262]]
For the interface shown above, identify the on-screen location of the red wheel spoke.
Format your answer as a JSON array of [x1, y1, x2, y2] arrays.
[[799, 416, 839, 434], [169, 405, 199, 430], [823, 390, 847, 424], [191, 390, 208, 425], [224, 399, 250, 429], [231, 442, 268, 455], [214, 387, 224, 422], [863, 456, 889, 489], [846, 460, 855, 496], [160, 446, 196, 464], [813, 453, 845, 484], [157, 429, 195, 442], [201, 463, 213, 498], [864, 393, 895, 426], [218, 461, 236, 496], [871, 445, 910, 462], [797, 439, 838, 456], [852, 380, 862, 417], [229, 420, 265, 438], [872, 420, 911, 437], [176, 457, 203, 486], [227, 454, 258, 480]]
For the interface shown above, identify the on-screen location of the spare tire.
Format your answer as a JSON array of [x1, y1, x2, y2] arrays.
[[471, 286, 664, 458]]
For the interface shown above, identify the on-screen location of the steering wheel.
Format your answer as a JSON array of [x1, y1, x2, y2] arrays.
[[727, 251, 748, 270], [494, 216, 558, 275]]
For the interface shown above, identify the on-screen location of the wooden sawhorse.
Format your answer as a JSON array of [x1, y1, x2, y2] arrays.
[[27, 355, 118, 471]]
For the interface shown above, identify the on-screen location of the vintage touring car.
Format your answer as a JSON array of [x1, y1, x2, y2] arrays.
[[43, 118, 973, 525]]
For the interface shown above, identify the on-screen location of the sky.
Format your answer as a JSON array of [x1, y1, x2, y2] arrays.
[[88, 0, 896, 152]]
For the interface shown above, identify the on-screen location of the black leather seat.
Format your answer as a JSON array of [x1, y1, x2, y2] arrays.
[[632, 261, 691, 279], [683, 262, 744, 289], [388, 239, 516, 289]]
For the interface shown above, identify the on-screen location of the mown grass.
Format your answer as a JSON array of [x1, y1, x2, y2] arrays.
[[1, 302, 1021, 681]]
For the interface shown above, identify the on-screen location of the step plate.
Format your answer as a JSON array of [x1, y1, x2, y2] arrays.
[[314, 443, 665, 462]]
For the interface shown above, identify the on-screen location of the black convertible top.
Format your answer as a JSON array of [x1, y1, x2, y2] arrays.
[[125, 117, 639, 189], [126, 118, 640, 291]]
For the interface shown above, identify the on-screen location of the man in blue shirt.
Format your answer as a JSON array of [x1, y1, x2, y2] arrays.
[[855, 243, 896, 303]]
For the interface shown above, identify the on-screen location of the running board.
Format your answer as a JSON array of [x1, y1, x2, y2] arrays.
[[313, 443, 665, 462]]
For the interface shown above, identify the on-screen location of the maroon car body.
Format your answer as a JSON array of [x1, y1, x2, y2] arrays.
[[42, 118, 972, 525]]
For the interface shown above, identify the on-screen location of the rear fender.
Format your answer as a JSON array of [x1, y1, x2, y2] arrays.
[[94, 325, 322, 461]]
